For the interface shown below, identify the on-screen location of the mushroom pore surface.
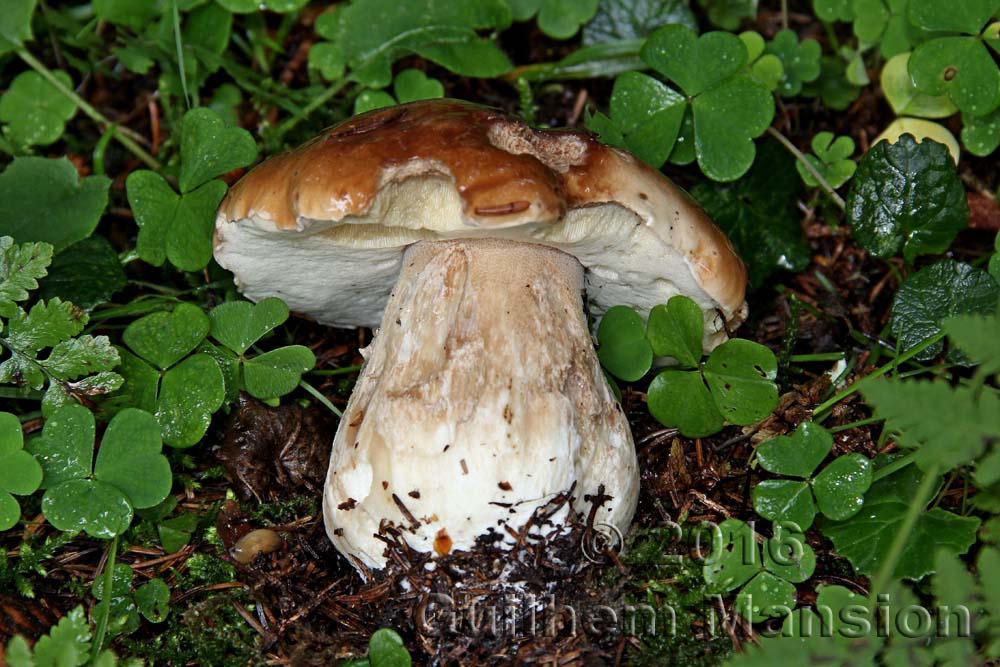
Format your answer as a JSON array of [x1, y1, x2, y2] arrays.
[[324, 239, 638, 570]]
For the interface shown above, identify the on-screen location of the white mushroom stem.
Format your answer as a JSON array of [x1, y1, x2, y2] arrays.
[[323, 238, 639, 570]]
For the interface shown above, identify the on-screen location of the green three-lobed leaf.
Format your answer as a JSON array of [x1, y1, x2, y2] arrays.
[[118, 303, 224, 447], [33, 405, 171, 538], [127, 107, 257, 272]]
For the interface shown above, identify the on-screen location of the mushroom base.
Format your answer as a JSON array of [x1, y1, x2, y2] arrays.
[[323, 239, 639, 571]]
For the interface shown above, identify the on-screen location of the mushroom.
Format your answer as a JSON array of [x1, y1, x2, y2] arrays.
[[214, 100, 747, 571]]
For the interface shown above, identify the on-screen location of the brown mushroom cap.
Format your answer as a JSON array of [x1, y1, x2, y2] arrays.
[[215, 99, 748, 344]]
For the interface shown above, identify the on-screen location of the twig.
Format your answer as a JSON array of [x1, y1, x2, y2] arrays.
[[766, 126, 846, 211]]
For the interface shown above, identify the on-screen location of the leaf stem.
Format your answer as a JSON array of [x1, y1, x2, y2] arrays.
[[813, 331, 947, 419], [309, 365, 363, 377], [16, 48, 163, 171], [299, 379, 343, 417], [788, 352, 845, 362], [766, 126, 846, 210], [274, 79, 350, 139], [91, 534, 118, 662], [171, 0, 192, 109], [867, 463, 940, 599], [871, 451, 918, 482]]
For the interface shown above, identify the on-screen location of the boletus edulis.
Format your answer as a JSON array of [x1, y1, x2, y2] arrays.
[[214, 100, 748, 572]]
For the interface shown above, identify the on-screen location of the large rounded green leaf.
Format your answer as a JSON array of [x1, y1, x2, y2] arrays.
[[692, 75, 775, 182], [178, 108, 258, 194], [29, 403, 94, 488], [890, 260, 999, 361], [0, 412, 42, 497], [846, 134, 967, 262], [0, 492, 21, 532], [881, 53, 958, 118]]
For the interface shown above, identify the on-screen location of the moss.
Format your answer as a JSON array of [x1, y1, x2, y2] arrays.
[[617, 526, 735, 667], [246, 495, 317, 524], [181, 553, 237, 588], [121, 594, 264, 667]]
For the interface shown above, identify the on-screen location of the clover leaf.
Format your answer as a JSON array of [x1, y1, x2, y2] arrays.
[[509, 0, 598, 39], [0, 70, 77, 148], [795, 131, 857, 189], [853, 0, 925, 58], [127, 108, 257, 272], [648, 370, 725, 436], [116, 303, 224, 447], [646, 295, 703, 367], [0, 412, 43, 531], [814, 0, 854, 21], [645, 299, 778, 437], [889, 259, 999, 361], [91, 564, 171, 639], [587, 71, 687, 167], [208, 297, 315, 399], [639, 25, 774, 181], [367, 628, 412, 667], [0, 0, 36, 55], [821, 456, 980, 579], [764, 29, 821, 97], [703, 339, 778, 425], [0, 157, 110, 254], [962, 107, 1000, 156], [739, 31, 784, 91], [753, 422, 873, 530], [310, 0, 512, 87], [698, 0, 757, 30], [992, 230, 1000, 284], [846, 134, 968, 262], [802, 55, 862, 110], [907, 0, 1000, 117], [596, 305, 653, 382], [704, 518, 812, 622], [32, 405, 171, 538], [354, 69, 445, 114], [881, 53, 959, 118]]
